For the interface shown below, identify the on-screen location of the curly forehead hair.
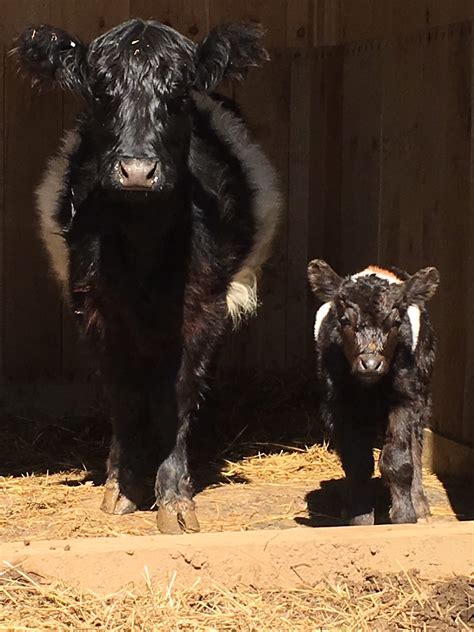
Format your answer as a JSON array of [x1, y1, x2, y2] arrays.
[[87, 20, 196, 97]]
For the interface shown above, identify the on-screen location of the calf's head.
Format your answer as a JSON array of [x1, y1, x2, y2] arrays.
[[14, 20, 268, 192], [308, 260, 439, 385]]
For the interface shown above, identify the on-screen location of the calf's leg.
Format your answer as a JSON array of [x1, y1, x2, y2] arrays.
[[337, 424, 375, 525], [379, 406, 417, 523], [411, 423, 430, 519]]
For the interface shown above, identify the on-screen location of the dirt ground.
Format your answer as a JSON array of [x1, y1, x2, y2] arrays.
[[0, 378, 472, 629]]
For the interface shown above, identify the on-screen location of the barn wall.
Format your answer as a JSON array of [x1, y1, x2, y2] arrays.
[[0, 1, 472, 447]]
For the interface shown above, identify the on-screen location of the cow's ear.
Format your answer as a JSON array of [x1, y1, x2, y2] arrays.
[[405, 267, 440, 305], [307, 259, 342, 302], [194, 22, 269, 92], [12, 25, 87, 92]]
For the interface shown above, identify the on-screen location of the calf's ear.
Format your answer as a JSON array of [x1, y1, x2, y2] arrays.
[[12, 25, 87, 93], [194, 22, 269, 92], [307, 259, 342, 302], [405, 267, 440, 305]]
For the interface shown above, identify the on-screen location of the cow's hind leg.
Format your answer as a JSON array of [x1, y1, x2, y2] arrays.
[[153, 301, 227, 534], [101, 384, 150, 515]]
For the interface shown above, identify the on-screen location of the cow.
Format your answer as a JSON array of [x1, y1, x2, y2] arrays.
[[307, 260, 440, 525], [14, 19, 281, 533]]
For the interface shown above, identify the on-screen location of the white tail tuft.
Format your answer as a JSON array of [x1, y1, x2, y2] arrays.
[[226, 267, 259, 328]]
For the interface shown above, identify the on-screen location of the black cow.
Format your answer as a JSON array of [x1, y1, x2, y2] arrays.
[[15, 20, 281, 533], [307, 260, 439, 525]]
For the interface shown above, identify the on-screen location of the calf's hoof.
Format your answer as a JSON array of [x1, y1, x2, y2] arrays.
[[390, 505, 417, 524], [349, 511, 375, 526], [413, 495, 431, 521], [101, 478, 138, 515], [156, 500, 200, 535]]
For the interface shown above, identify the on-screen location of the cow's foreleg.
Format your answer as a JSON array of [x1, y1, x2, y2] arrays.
[[153, 299, 228, 534], [101, 382, 150, 515]]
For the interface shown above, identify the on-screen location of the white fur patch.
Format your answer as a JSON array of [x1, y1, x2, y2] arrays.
[[192, 93, 282, 327], [314, 301, 332, 339], [407, 304, 421, 351], [36, 129, 80, 290]]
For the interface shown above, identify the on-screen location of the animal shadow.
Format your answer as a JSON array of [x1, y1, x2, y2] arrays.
[[295, 477, 391, 527]]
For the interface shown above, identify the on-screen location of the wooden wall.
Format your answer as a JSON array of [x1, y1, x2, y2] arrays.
[[0, 1, 472, 447]]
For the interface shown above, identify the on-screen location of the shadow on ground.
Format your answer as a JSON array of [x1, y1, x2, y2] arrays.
[[1, 372, 472, 524]]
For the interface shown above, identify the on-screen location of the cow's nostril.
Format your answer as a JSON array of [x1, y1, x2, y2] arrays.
[[119, 161, 129, 179], [146, 162, 158, 180]]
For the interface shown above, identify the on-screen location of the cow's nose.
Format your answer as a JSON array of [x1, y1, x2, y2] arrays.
[[358, 354, 384, 374], [118, 159, 159, 189]]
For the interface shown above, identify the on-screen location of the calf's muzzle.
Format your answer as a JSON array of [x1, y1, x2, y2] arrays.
[[355, 353, 386, 382]]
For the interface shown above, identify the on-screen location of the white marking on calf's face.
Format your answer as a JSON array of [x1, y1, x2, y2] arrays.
[[314, 302, 332, 339], [407, 305, 421, 351]]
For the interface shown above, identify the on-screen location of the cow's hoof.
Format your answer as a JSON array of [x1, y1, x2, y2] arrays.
[[156, 501, 200, 534], [101, 478, 137, 515], [178, 502, 200, 533]]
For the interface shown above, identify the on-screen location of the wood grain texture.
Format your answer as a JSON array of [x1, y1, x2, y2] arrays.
[[130, 0, 209, 42], [287, 50, 311, 367], [0, 45, 4, 378], [340, 41, 382, 274], [2, 0, 64, 380]]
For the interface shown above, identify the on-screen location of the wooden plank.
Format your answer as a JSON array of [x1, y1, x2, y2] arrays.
[[234, 50, 290, 375], [423, 428, 474, 479], [379, 33, 425, 272], [339, 0, 388, 43], [208, 0, 287, 49], [287, 0, 313, 48], [435, 23, 471, 444], [52, 0, 131, 382], [306, 46, 344, 358], [0, 45, 4, 378], [339, 41, 382, 274], [53, 0, 130, 40], [419, 28, 448, 437], [287, 50, 311, 368], [2, 0, 65, 381], [464, 21, 474, 447], [130, 0, 209, 42]]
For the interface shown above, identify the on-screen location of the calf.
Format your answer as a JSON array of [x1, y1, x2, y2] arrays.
[[307, 260, 439, 525], [15, 20, 281, 533]]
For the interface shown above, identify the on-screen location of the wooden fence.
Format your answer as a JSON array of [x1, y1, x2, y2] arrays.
[[0, 1, 472, 448]]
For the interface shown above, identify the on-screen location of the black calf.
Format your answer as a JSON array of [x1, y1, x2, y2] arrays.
[[308, 260, 439, 525]]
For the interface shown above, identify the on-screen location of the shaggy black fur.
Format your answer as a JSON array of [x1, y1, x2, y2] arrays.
[[307, 260, 440, 525], [14, 19, 270, 533]]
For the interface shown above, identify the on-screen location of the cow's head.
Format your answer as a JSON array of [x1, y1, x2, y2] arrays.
[[14, 20, 268, 192], [308, 260, 439, 385]]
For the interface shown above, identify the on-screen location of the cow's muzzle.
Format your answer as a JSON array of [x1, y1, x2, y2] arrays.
[[116, 159, 160, 190]]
